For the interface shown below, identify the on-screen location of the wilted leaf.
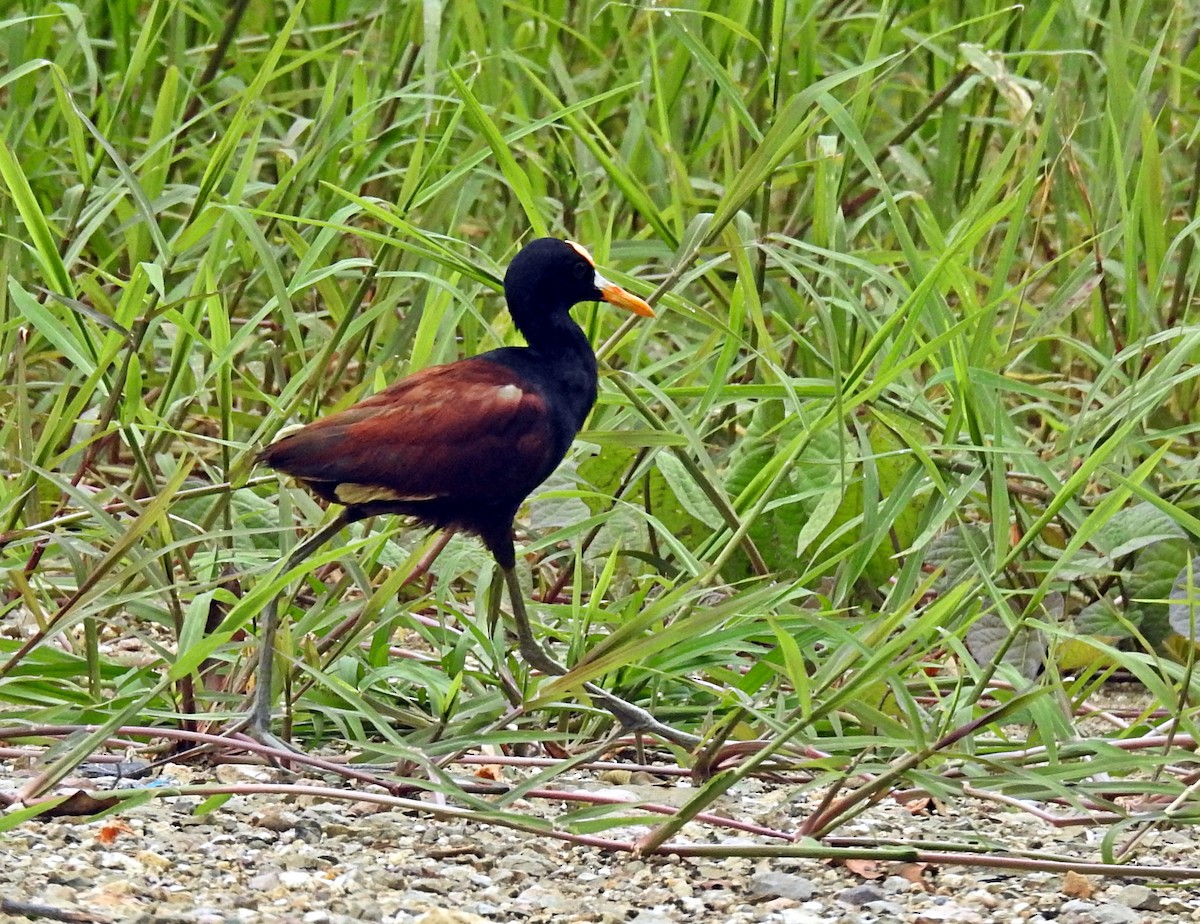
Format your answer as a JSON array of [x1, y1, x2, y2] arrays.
[[924, 524, 990, 592], [1127, 537, 1191, 647], [578, 445, 710, 557], [177, 487, 281, 551], [656, 452, 723, 530], [578, 444, 637, 514], [1169, 556, 1200, 640], [1089, 502, 1185, 559], [789, 413, 919, 585], [844, 858, 884, 879], [726, 403, 923, 584], [889, 862, 930, 888], [28, 790, 122, 818], [1057, 597, 1124, 670], [528, 464, 592, 530], [1075, 595, 1128, 636], [965, 608, 1046, 680], [900, 795, 947, 815]]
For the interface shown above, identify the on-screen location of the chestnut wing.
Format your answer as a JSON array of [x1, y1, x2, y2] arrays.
[[260, 359, 557, 503]]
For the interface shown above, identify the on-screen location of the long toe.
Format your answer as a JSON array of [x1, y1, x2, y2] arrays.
[[518, 638, 570, 676], [225, 713, 306, 760], [584, 683, 703, 749]]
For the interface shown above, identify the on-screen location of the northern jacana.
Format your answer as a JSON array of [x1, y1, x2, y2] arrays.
[[248, 237, 698, 749]]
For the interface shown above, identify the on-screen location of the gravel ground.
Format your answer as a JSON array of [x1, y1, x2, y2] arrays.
[[3, 754, 1200, 924]]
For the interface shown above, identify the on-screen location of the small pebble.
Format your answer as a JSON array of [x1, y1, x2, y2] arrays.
[[1112, 883, 1159, 910], [916, 904, 984, 924], [964, 888, 998, 908], [415, 911, 489, 924], [749, 871, 817, 901], [95, 851, 142, 873], [1092, 904, 1141, 924], [838, 884, 886, 906], [248, 870, 281, 892], [278, 870, 318, 889], [514, 883, 572, 912], [495, 848, 554, 875], [135, 849, 171, 873], [778, 911, 827, 924]]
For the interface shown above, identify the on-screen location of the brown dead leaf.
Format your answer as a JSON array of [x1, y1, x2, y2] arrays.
[[889, 862, 930, 889], [456, 221, 489, 241], [1062, 870, 1094, 898], [474, 764, 504, 782], [349, 800, 391, 816], [97, 820, 134, 845], [843, 858, 884, 879], [30, 790, 122, 818], [900, 794, 947, 815]]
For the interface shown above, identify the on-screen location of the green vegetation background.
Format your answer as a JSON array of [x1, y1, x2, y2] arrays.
[[3, 0, 1200, 848]]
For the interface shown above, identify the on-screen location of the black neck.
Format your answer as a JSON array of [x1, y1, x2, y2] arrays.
[[515, 305, 591, 358], [507, 307, 598, 434]]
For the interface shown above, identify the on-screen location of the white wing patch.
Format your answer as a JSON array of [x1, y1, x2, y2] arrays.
[[274, 422, 306, 441], [336, 483, 439, 505], [496, 384, 523, 402]]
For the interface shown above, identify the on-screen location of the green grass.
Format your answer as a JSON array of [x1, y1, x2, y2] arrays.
[[3, 0, 1200, 864]]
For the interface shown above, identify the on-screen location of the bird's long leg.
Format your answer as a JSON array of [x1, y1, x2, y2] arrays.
[[500, 567, 701, 749], [500, 566, 572, 676], [236, 510, 352, 750]]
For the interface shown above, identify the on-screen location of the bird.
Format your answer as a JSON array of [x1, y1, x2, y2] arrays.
[[245, 237, 699, 750]]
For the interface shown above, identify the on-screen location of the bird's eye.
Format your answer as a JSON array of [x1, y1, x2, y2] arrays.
[[574, 262, 592, 280]]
